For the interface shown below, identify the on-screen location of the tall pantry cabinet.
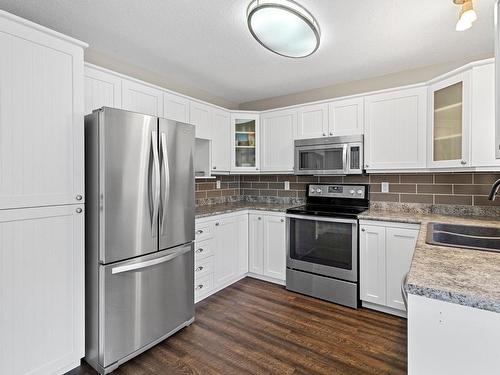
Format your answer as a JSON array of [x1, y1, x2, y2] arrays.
[[0, 11, 87, 375]]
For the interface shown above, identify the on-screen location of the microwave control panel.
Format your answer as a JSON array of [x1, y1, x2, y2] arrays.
[[308, 184, 366, 199]]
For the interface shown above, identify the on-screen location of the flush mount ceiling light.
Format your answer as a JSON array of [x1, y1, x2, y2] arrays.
[[247, 0, 321, 58], [454, 0, 478, 31]]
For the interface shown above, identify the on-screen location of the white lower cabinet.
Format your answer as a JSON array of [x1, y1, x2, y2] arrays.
[[0, 205, 84, 375], [248, 212, 286, 282], [360, 220, 419, 316]]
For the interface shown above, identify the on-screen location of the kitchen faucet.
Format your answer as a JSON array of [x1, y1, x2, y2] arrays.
[[488, 178, 500, 201]]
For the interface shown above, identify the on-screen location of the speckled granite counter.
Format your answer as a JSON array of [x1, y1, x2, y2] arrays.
[[359, 209, 500, 313], [196, 202, 299, 219]]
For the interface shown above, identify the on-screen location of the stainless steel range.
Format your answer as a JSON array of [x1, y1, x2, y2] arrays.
[[286, 184, 370, 308]]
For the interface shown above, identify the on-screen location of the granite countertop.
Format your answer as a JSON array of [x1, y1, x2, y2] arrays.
[[195, 202, 299, 218], [360, 209, 500, 313]]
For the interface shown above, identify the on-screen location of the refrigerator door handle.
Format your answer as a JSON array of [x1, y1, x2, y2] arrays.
[[160, 132, 170, 234], [111, 245, 192, 274], [151, 131, 160, 237]]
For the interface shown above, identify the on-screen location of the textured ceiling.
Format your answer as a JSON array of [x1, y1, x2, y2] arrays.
[[0, 0, 495, 104]]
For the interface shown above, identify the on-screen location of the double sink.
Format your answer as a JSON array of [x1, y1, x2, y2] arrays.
[[426, 222, 500, 252]]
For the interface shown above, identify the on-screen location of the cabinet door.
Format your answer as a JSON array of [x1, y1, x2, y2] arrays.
[[263, 215, 286, 280], [0, 29, 84, 209], [470, 64, 500, 167], [236, 214, 249, 276], [428, 72, 471, 168], [261, 109, 296, 172], [84, 65, 122, 115], [360, 224, 386, 305], [248, 213, 264, 275], [122, 79, 163, 117], [328, 97, 364, 136], [231, 112, 260, 172], [296, 103, 329, 139], [364, 87, 427, 170], [190, 101, 213, 139], [0, 205, 84, 375], [213, 217, 239, 288], [211, 109, 231, 172], [163, 92, 190, 123], [386, 227, 418, 311]]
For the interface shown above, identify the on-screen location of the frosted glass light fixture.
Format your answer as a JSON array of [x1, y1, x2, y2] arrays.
[[247, 0, 321, 58], [454, 0, 478, 31]]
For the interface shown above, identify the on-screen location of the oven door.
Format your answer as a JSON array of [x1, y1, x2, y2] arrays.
[[286, 214, 358, 282], [294, 144, 347, 175]]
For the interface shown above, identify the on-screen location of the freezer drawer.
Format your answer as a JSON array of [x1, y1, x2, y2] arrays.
[[99, 243, 194, 368]]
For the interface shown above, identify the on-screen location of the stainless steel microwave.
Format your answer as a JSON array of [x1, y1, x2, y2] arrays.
[[294, 135, 364, 175]]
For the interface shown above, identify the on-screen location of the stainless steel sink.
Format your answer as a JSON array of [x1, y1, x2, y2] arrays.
[[426, 222, 500, 253]]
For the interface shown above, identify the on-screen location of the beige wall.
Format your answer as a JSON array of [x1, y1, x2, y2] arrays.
[[85, 48, 240, 110], [239, 54, 493, 111]]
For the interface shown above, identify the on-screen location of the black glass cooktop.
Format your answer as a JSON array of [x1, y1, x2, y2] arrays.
[[287, 204, 368, 218]]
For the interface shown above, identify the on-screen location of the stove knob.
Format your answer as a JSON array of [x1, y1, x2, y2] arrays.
[[316, 188, 322, 194], [349, 189, 355, 195], [357, 189, 363, 195]]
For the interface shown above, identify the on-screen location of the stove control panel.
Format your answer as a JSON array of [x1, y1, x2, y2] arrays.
[[308, 184, 367, 199]]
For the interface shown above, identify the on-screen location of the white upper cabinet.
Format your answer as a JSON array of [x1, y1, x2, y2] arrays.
[[163, 91, 190, 123], [211, 108, 231, 173], [0, 14, 85, 209], [231, 112, 260, 172], [296, 103, 329, 139], [261, 109, 296, 172], [428, 71, 471, 168], [328, 97, 364, 136], [190, 101, 213, 139], [470, 63, 499, 167], [121, 78, 163, 117], [84, 65, 122, 115], [364, 87, 427, 170]]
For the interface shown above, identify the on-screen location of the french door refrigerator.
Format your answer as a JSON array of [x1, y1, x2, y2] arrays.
[[84, 107, 195, 374]]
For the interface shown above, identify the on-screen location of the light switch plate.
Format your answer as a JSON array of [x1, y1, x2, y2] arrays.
[[284, 181, 290, 190], [381, 182, 389, 193], [216, 180, 221, 189]]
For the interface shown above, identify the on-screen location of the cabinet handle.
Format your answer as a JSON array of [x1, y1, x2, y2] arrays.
[[280, 219, 284, 223], [195, 284, 204, 290], [76, 208, 82, 214], [461, 160, 467, 165], [365, 164, 369, 168], [258, 217, 261, 220], [196, 248, 204, 253], [361, 228, 365, 232], [322, 132, 326, 136], [76, 195, 82, 201], [215, 222, 220, 226], [195, 266, 204, 272], [213, 166, 217, 170], [329, 132, 333, 136], [196, 229, 204, 234], [256, 167, 259, 170]]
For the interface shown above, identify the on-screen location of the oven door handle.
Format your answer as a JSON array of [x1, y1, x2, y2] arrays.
[[285, 213, 358, 225]]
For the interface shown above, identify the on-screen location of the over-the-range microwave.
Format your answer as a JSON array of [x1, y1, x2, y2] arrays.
[[294, 135, 364, 175]]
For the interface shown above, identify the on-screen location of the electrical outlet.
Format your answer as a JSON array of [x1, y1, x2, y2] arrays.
[[216, 180, 221, 189], [284, 181, 290, 190], [381, 182, 389, 193]]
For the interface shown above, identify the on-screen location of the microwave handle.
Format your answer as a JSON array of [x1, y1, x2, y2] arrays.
[[343, 144, 349, 174]]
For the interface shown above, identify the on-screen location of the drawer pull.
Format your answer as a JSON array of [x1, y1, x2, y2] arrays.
[[196, 248, 204, 253], [196, 229, 204, 235], [215, 222, 220, 226], [195, 266, 204, 272], [195, 284, 204, 291]]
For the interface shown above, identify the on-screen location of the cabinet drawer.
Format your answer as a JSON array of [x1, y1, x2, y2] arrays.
[[194, 256, 214, 280], [194, 273, 214, 302], [194, 238, 214, 261], [195, 222, 213, 241]]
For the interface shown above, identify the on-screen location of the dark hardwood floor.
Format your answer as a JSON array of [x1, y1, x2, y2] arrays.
[[69, 278, 407, 375]]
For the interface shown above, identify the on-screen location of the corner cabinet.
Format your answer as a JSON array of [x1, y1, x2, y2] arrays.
[[261, 109, 296, 172], [364, 87, 427, 170], [428, 71, 471, 168], [231, 112, 260, 172]]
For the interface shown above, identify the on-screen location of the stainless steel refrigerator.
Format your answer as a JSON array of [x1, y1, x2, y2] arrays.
[[84, 107, 195, 374]]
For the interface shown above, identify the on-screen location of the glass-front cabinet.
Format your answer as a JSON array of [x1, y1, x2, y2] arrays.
[[230, 112, 260, 172], [428, 71, 471, 168]]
